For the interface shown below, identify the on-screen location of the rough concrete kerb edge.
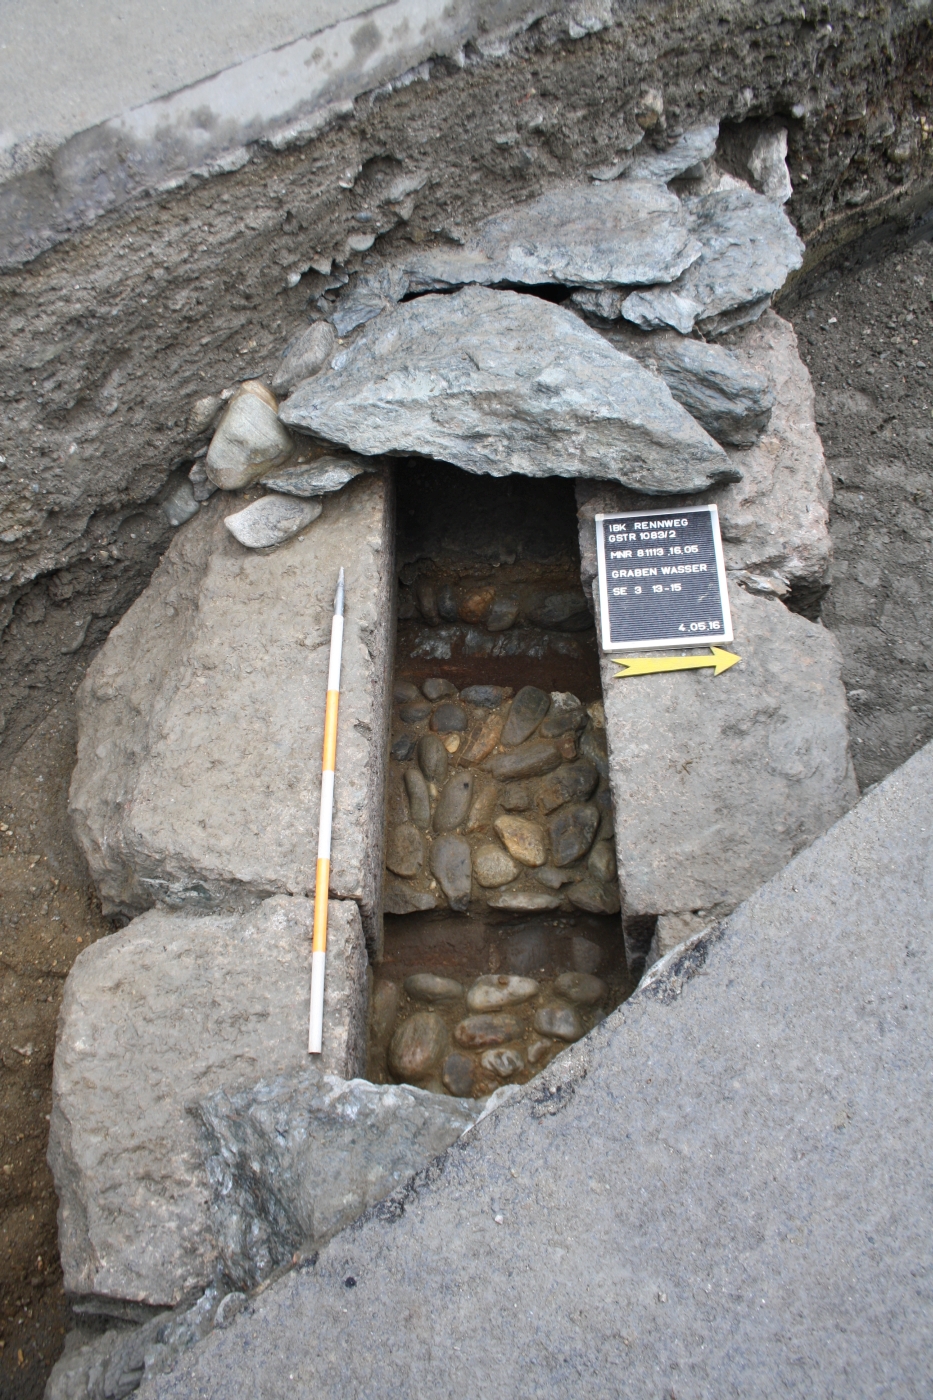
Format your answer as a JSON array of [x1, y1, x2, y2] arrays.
[[0, 0, 572, 269]]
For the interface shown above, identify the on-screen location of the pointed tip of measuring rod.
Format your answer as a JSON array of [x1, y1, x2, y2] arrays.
[[334, 567, 345, 616]]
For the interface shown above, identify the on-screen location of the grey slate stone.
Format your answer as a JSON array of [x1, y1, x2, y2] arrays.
[[598, 323, 774, 447], [223, 492, 322, 548], [140, 742, 933, 1400], [283, 287, 736, 496], [48, 896, 368, 1306], [271, 321, 336, 394], [589, 580, 858, 922], [192, 1072, 482, 1292], [68, 472, 393, 945], [576, 312, 833, 599], [620, 180, 804, 335], [621, 122, 719, 183], [328, 181, 702, 332], [260, 454, 373, 497]]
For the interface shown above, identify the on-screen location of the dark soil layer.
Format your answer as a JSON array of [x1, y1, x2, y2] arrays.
[[785, 235, 933, 787], [0, 231, 931, 1397], [0, 707, 114, 1398]]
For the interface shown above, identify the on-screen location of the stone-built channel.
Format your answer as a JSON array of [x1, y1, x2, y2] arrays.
[[370, 464, 635, 1099]]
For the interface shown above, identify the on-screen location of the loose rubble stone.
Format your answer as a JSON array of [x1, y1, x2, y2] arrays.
[[648, 911, 712, 968], [602, 325, 775, 447], [391, 735, 416, 762], [437, 584, 458, 621], [459, 587, 495, 622], [554, 972, 608, 1006], [69, 475, 392, 940], [405, 975, 464, 1004], [576, 313, 833, 605], [454, 1015, 524, 1048], [486, 741, 562, 781], [417, 734, 449, 785], [461, 685, 510, 707], [748, 128, 793, 203], [586, 580, 857, 920], [486, 595, 520, 631], [621, 122, 719, 183], [534, 866, 576, 890], [162, 475, 200, 527], [224, 493, 322, 549], [386, 824, 425, 879], [501, 686, 551, 745], [587, 840, 617, 884], [260, 454, 371, 497], [383, 881, 437, 916], [371, 980, 402, 1041], [282, 287, 735, 495], [48, 897, 367, 1305], [187, 394, 224, 437], [422, 678, 458, 700], [539, 702, 588, 737], [430, 836, 472, 911], [394, 680, 420, 703], [467, 975, 540, 1012], [481, 1048, 525, 1078], [501, 782, 532, 811], [465, 783, 499, 832], [525, 591, 592, 631], [473, 843, 520, 888], [548, 803, 601, 866], [431, 702, 468, 733], [486, 889, 562, 912], [194, 1070, 480, 1291], [328, 180, 702, 331], [527, 1039, 555, 1065], [567, 878, 622, 915], [415, 579, 440, 625], [534, 1003, 584, 1042], [493, 815, 548, 868], [400, 180, 701, 290], [461, 712, 504, 765], [401, 699, 432, 724], [433, 774, 474, 833], [404, 768, 432, 831], [620, 182, 804, 336], [536, 760, 600, 814], [572, 936, 604, 974], [389, 1012, 449, 1083], [271, 321, 336, 394], [442, 1053, 476, 1098], [206, 385, 293, 490], [504, 929, 551, 976], [188, 458, 217, 503]]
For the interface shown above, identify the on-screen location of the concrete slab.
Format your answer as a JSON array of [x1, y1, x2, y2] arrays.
[[142, 740, 933, 1399]]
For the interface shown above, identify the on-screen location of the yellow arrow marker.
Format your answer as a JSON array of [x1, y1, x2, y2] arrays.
[[614, 646, 741, 679]]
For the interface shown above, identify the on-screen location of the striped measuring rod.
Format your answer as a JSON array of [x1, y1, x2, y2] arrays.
[[308, 567, 345, 1054]]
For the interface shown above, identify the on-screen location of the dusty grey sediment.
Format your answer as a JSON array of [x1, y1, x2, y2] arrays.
[[142, 738, 933, 1399]]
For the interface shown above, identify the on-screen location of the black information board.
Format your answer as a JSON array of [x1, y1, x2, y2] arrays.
[[595, 505, 733, 651]]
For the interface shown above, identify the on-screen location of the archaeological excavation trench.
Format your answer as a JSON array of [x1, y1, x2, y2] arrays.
[[2, 5, 933, 1394]]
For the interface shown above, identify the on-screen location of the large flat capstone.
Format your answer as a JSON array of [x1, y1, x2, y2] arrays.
[[585, 579, 857, 925], [282, 287, 735, 496], [69, 472, 393, 941], [48, 896, 368, 1306], [577, 311, 833, 600]]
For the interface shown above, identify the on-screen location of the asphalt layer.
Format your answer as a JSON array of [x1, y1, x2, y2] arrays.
[[142, 739, 933, 1400]]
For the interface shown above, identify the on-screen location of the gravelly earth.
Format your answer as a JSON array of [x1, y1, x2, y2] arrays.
[[785, 234, 933, 789], [0, 232, 932, 1398]]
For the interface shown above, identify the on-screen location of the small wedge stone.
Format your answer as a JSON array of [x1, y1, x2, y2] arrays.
[[554, 972, 608, 1006], [224, 494, 322, 549], [461, 712, 504, 766], [404, 768, 432, 831], [385, 823, 424, 879], [534, 1003, 584, 1042]]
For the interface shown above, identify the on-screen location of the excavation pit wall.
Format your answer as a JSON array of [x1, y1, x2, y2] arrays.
[[373, 464, 633, 1101]]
